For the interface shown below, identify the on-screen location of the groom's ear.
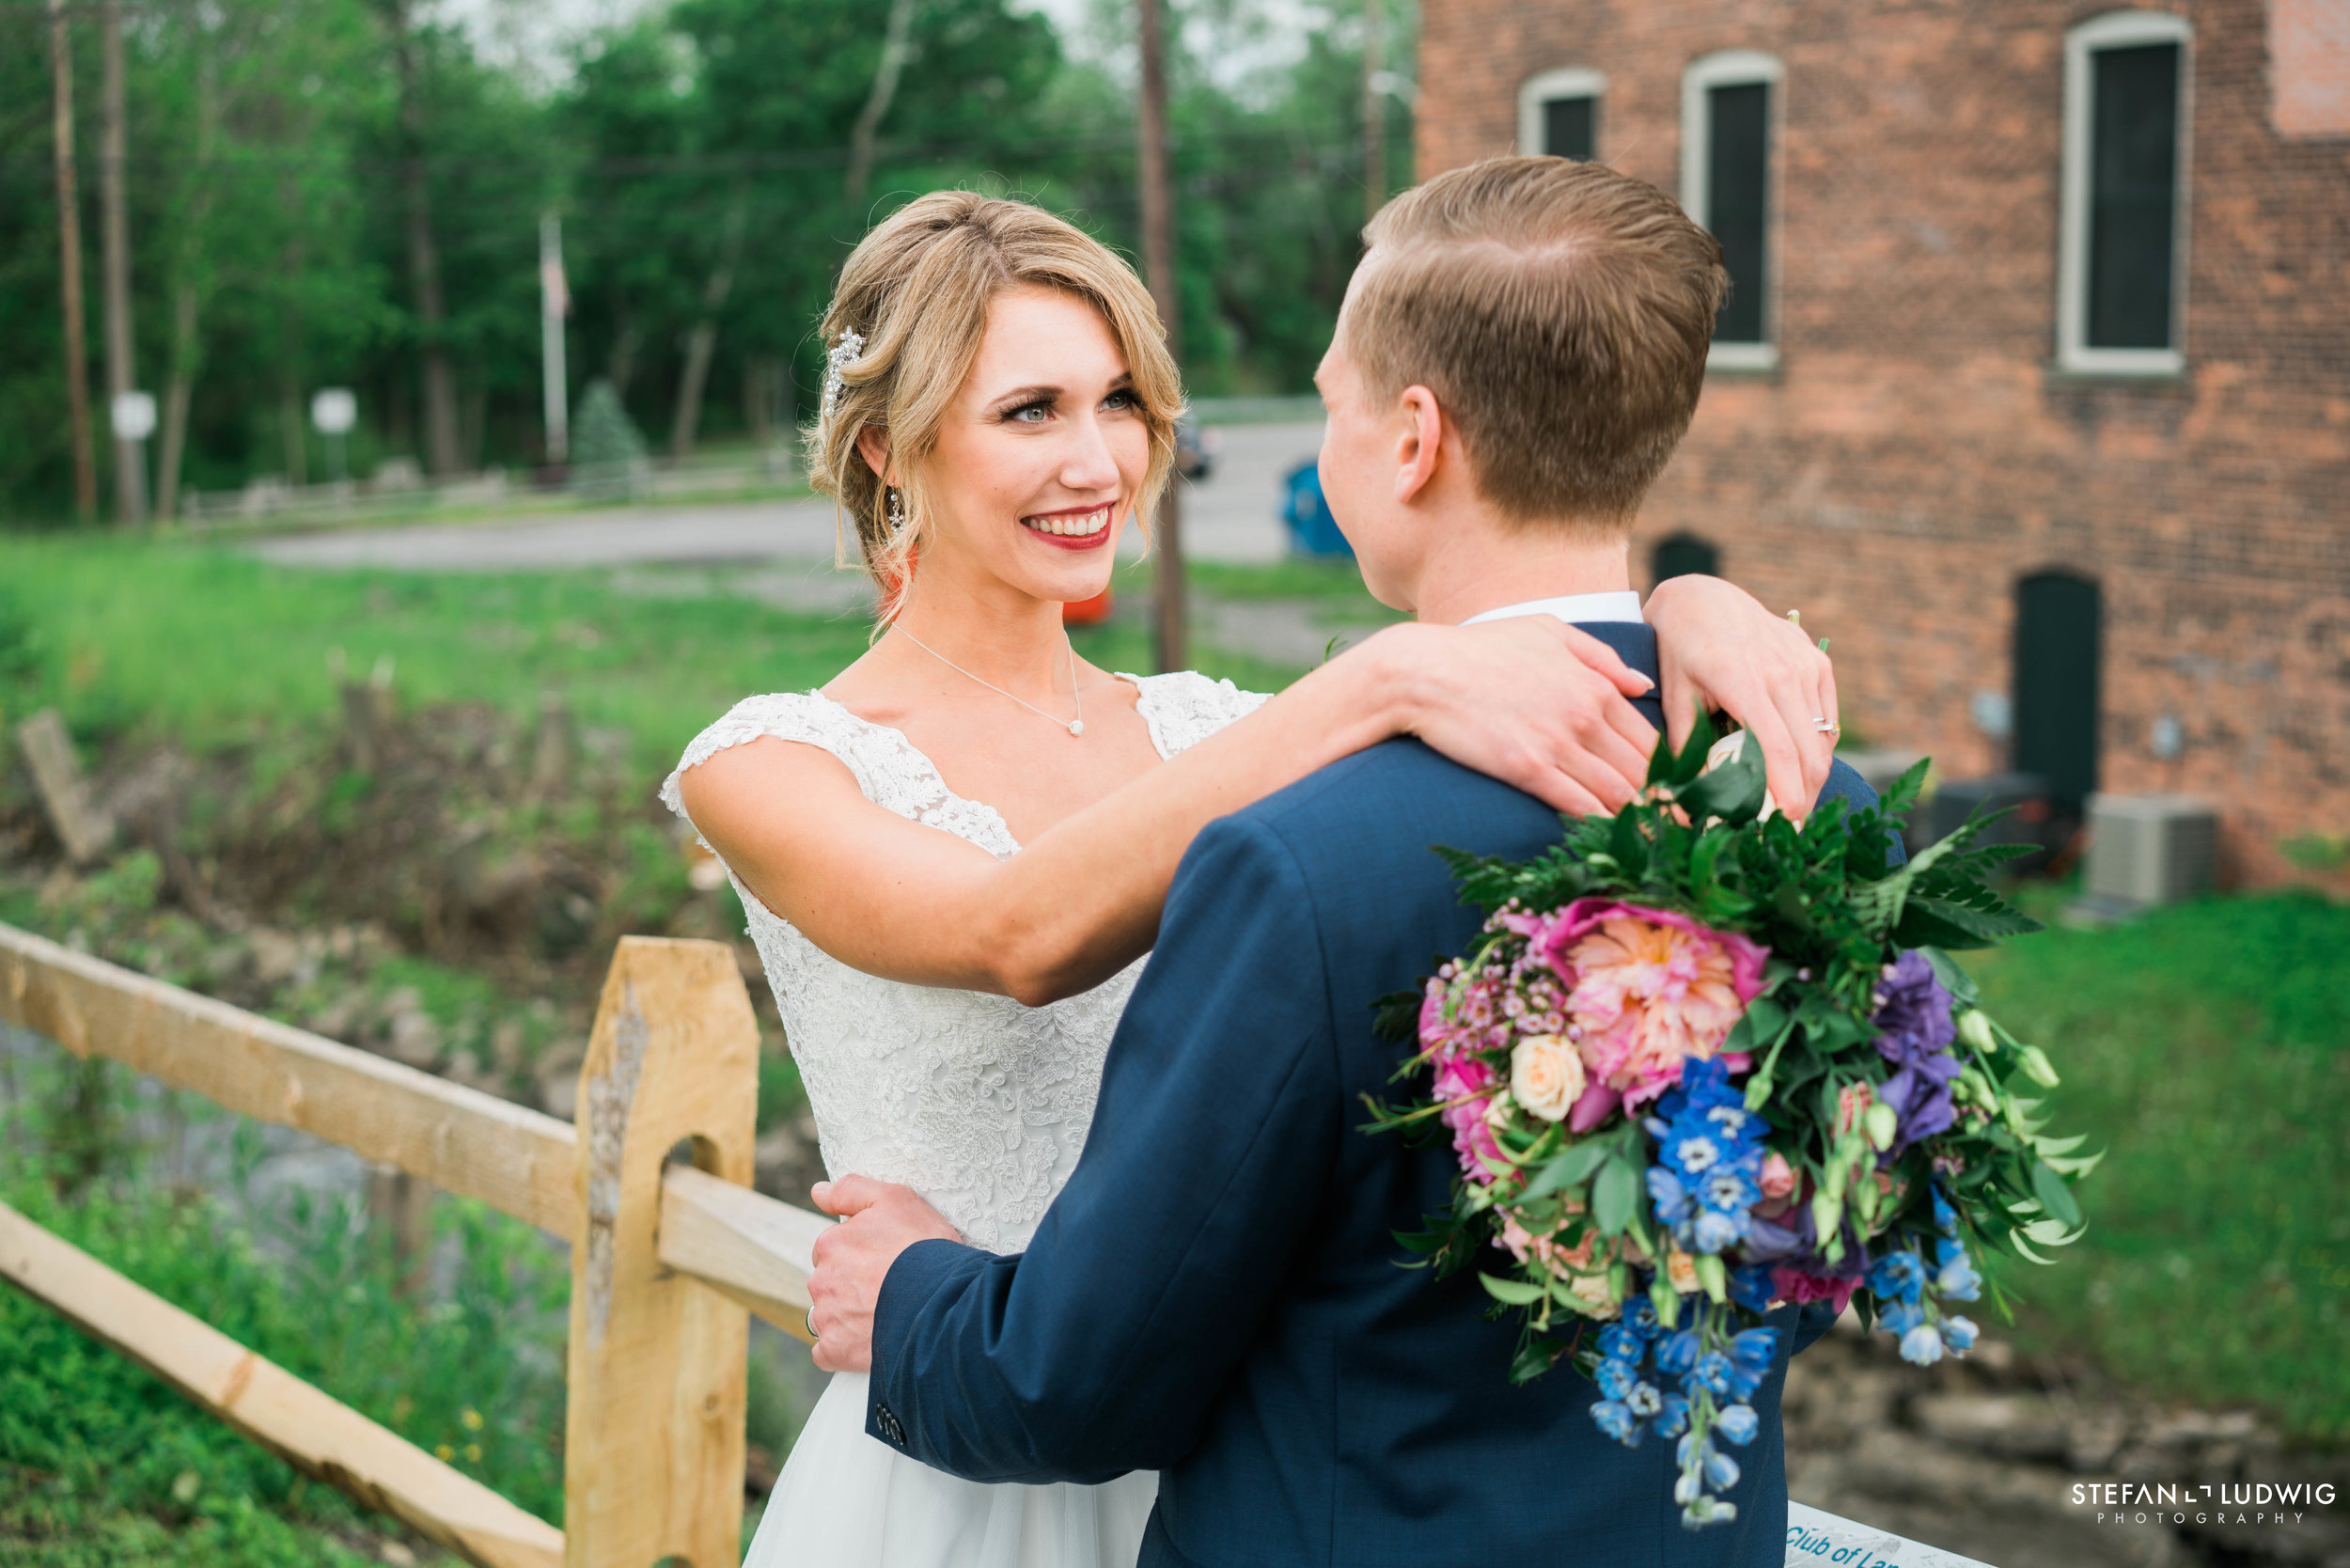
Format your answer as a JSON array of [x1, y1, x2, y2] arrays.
[[1393, 384, 1446, 504]]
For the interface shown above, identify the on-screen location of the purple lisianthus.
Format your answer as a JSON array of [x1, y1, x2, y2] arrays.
[[1876, 1053, 1964, 1150], [1872, 951, 1956, 1063], [1871, 951, 1964, 1152]]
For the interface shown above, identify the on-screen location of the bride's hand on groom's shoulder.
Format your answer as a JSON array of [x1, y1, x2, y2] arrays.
[[1368, 619, 1658, 819], [1644, 574, 1841, 820], [806, 1176, 964, 1374]]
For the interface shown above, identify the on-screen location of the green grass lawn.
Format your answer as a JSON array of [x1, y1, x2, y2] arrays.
[[1966, 890, 2350, 1442], [0, 535, 1326, 774]]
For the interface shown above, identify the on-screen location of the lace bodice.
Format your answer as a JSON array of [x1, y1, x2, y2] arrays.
[[661, 671, 1269, 1253]]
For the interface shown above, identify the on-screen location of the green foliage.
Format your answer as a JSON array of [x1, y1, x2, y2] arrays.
[[0, 1046, 571, 1555], [1970, 891, 2350, 1442], [0, 0, 1404, 518], [570, 380, 649, 499]]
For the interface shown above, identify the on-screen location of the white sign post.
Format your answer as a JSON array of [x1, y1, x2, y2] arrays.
[[110, 392, 157, 525], [311, 387, 356, 490], [109, 390, 156, 443]]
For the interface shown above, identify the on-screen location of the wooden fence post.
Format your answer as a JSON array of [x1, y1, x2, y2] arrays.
[[564, 937, 760, 1568]]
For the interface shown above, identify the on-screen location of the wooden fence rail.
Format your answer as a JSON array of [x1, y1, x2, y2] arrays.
[[0, 920, 826, 1568]]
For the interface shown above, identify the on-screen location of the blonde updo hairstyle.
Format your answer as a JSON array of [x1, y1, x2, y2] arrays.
[[807, 190, 1183, 621]]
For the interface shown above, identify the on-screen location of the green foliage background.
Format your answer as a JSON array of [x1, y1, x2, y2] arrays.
[[0, 0, 1412, 520]]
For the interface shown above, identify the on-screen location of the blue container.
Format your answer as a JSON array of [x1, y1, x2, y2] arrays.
[[1282, 459, 1353, 558]]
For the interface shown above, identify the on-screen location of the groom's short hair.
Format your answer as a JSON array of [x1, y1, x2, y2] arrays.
[[1351, 158, 1728, 530]]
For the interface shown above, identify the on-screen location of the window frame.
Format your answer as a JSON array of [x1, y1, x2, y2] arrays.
[[2058, 10, 2193, 377], [1680, 49, 1786, 372], [1517, 67, 1608, 160]]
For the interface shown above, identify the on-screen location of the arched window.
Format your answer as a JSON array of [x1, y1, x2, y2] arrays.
[[2059, 11, 2192, 375], [1518, 68, 1607, 161], [1681, 50, 1784, 370], [2013, 571, 2103, 808], [1651, 533, 1721, 586]]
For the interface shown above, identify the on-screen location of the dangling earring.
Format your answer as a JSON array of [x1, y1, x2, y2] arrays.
[[886, 486, 909, 535]]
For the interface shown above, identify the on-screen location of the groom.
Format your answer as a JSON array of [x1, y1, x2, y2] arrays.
[[807, 158, 1887, 1565]]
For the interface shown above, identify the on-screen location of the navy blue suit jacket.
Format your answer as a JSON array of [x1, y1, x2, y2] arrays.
[[870, 623, 1892, 1567]]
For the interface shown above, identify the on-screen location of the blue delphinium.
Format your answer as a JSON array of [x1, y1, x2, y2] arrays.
[[1934, 1234, 1982, 1301], [1653, 1328, 1700, 1377], [1591, 1398, 1642, 1443], [1583, 1283, 1781, 1525], [1899, 1322, 1946, 1366], [1868, 1248, 1927, 1305], [1729, 1262, 1778, 1312], [1727, 1328, 1778, 1399], [1649, 1059, 1768, 1256]]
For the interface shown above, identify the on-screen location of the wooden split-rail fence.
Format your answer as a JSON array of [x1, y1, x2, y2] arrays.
[[0, 921, 830, 1568]]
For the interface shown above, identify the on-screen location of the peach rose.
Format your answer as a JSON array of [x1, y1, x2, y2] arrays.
[[1511, 1033, 1587, 1121]]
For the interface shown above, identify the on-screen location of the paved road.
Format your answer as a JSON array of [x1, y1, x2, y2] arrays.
[[249, 420, 1327, 572]]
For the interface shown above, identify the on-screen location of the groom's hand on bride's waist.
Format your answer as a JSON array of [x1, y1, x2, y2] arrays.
[[807, 1176, 964, 1373]]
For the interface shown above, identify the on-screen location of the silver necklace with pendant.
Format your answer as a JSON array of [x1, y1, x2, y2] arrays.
[[896, 627, 1087, 737]]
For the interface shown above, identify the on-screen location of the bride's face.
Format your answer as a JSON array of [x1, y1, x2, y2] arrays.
[[905, 285, 1150, 606]]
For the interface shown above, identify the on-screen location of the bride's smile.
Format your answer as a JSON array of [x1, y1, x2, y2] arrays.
[[1019, 503, 1116, 544], [859, 282, 1149, 610]]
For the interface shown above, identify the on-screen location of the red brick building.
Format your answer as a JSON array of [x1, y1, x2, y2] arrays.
[[1418, 0, 2350, 885]]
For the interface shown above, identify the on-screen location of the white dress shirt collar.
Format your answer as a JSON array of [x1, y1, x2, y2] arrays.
[[1459, 590, 1645, 627]]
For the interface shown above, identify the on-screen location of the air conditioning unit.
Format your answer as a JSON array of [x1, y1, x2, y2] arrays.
[[2080, 793, 2217, 915], [1923, 772, 2053, 866]]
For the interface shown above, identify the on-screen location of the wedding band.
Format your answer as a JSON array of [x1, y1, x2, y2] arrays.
[[1813, 717, 1841, 735]]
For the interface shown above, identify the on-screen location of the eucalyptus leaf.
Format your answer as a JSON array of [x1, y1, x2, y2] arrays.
[[1522, 1138, 1613, 1203], [2029, 1159, 2084, 1230], [1593, 1158, 1639, 1235], [1479, 1272, 1550, 1307]]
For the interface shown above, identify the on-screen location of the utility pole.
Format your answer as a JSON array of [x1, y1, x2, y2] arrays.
[[100, 0, 146, 524], [1362, 0, 1386, 225], [47, 0, 95, 520], [1136, 0, 1185, 673], [540, 212, 570, 466]]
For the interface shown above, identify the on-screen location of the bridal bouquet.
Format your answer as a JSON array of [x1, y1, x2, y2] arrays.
[[1364, 720, 2093, 1528]]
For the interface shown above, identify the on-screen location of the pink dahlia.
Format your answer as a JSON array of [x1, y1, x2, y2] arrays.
[[1531, 899, 1768, 1112]]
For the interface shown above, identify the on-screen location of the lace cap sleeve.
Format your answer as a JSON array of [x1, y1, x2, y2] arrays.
[[659, 693, 862, 831], [1124, 669, 1273, 758], [658, 691, 1021, 859]]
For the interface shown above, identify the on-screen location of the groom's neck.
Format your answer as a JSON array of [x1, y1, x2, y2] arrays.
[[1404, 513, 1637, 627]]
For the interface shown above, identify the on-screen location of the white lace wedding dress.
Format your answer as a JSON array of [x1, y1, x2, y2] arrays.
[[661, 671, 1267, 1568]]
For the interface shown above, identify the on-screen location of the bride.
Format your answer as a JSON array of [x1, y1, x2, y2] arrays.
[[664, 191, 1839, 1568]]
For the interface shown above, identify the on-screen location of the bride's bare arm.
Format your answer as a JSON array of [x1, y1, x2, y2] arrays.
[[682, 585, 1839, 1006], [681, 616, 1653, 1006]]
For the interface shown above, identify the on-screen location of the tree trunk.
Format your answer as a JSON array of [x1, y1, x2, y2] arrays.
[[1136, 0, 1185, 673], [277, 212, 309, 487], [156, 35, 219, 525], [845, 0, 917, 206], [1362, 0, 1386, 225], [668, 188, 746, 460], [387, 0, 459, 478], [47, 0, 95, 521], [100, 0, 146, 524], [609, 313, 641, 400]]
